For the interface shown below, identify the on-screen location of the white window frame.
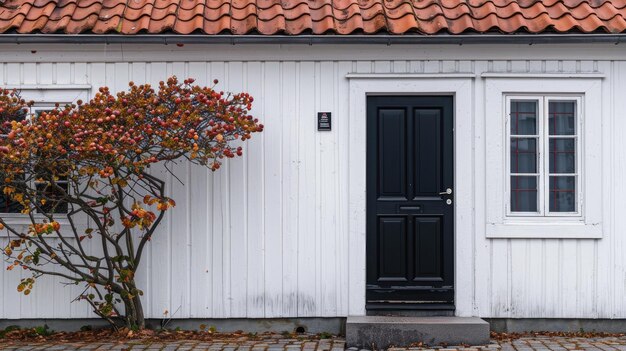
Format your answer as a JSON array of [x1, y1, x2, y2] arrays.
[[0, 85, 90, 227], [485, 77, 602, 239], [505, 95, 583, 218]]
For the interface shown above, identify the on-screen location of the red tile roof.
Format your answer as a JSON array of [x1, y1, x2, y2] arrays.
[[0, 0, 625, 35]]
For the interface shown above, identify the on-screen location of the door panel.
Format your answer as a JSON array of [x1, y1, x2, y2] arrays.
[[415, 109, 442, 196], [414, 216, 442, 280], [366, 96, 454, 309], [378, 217, 408, 281], [378, 109, 407, 199]]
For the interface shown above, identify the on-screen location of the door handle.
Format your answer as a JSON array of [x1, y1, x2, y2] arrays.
[[439, 188, 452, 195]]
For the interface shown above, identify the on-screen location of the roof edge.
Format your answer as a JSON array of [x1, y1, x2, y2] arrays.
[[0, 33, 626, 45]]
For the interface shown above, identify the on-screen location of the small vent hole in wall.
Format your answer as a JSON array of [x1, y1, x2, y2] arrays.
[[294, 326, 306, 334]]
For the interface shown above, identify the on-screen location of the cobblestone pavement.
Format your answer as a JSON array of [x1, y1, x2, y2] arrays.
[[3, 336, 626, 351], [0, 335, 345, 351], [377, 336, 626, 351]]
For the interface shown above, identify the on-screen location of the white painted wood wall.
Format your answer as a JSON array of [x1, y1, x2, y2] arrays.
[[0, 43, 625, 320]]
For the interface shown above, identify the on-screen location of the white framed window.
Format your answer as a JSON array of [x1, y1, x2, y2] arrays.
[[505, 95, 582, 217], [484, 76, 603, 239], [0, 85, 90, 227], [0, 105, 70, 216]]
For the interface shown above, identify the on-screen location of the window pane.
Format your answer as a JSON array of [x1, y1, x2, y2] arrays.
[[549, 176, 576, 212], [510, 138, 537, 173], [511, 176, 538, 212], [549, 101, 576, 135], [0, 174, 24, 213], [33, 109, 52, 118], [549, 138, 576, 174], [510, 100, 538, 135], [32, 109, 69, 215], [36, 182, 69, 214], [0, 194, 23, 213]]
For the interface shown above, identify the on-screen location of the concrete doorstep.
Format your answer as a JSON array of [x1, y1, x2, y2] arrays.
[[346, 316, 490, 349]]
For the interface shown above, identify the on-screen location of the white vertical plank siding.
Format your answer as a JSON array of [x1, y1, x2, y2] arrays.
[[0, 44, 624, 319], [38, 63, 53, 84], [612, 61, 626, 318], [244, 61, 264, 318], [23, 63, 36, 84], [543, 240, 561, 317], [187, 62, 210, 318], [280, 61, 299, 317], [224, 61, 247, 318], [336, 61, 351, 317], [169, 62, 192, 319], [149, 162, 173, 319], [207, 61, 228, 318], [472, 59, 489, 318], [262, 61, 283, 318], [296, 61, 318, 317], [129, 61, 149, 317], [319, 61, 337, 316], [597, 60, 616, 318]]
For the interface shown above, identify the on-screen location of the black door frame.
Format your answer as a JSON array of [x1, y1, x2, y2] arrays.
[[365, 95, 455, 311]]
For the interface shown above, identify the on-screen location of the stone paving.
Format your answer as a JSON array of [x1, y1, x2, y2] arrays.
[[0, 335, 345, 351], [2, 336, 626, 351], [377, 336, 626, 351]]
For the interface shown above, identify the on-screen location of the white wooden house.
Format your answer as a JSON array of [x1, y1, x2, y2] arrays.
[[0, 0, 626, 334]]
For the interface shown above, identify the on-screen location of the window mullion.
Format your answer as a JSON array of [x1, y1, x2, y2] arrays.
[[539, 97, 546, 216], [505, 96, 510, 215], [541, 96, 550, 216], [577, 97, 583, 214]]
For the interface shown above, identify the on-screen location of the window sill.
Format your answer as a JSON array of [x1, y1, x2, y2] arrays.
[[0, 215, 89, 237], [486, 222, 602, 239]]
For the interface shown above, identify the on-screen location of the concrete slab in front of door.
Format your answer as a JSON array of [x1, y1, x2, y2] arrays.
[[346, 316, 490, 348]]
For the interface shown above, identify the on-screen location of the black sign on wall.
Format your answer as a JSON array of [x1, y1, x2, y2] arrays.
[[317, 112, 332, 131]]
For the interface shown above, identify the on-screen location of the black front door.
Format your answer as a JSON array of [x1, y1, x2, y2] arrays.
[[366, 96, 454, 310]]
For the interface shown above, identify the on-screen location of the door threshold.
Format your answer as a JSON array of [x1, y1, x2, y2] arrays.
[[366, 310, 456, 317], [366, 302, 455, 311], [366, 303, 455, 317]]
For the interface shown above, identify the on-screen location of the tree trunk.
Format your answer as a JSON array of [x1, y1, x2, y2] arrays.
[[132, 294, 146, 329], [123, 291, 145, 329]]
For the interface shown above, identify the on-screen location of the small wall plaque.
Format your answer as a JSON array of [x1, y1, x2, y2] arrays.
[[317, 112, 331, 131]]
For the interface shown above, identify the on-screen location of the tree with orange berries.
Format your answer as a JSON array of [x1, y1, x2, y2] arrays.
[[0, 77, 263, 329]]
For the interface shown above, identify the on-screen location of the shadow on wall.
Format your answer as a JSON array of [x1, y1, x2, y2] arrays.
[[0, 318, 346, 334], [486, 319, 626, 333]]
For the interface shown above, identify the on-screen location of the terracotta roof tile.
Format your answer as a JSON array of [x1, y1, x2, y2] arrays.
[[362, 11, 386, 32], [202, 14, 230, 33], [177, 2, 206, 21], [230, 5, 258, 22], [303, 0, 328, 12], [49, 3, 77, 21], [230, 15, 257, 33], [333, 2, 361, 20], [71, 1, 103, 20], [284, 15, 309, 33], [470, 13, 498, 31], [285, 3, 312, 19], [173, 15, 204, 33], [0, 0, 625, 35], [204, 2, 230, 20], [179, 0, 203, 9], [61, 14, 98, 33]]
